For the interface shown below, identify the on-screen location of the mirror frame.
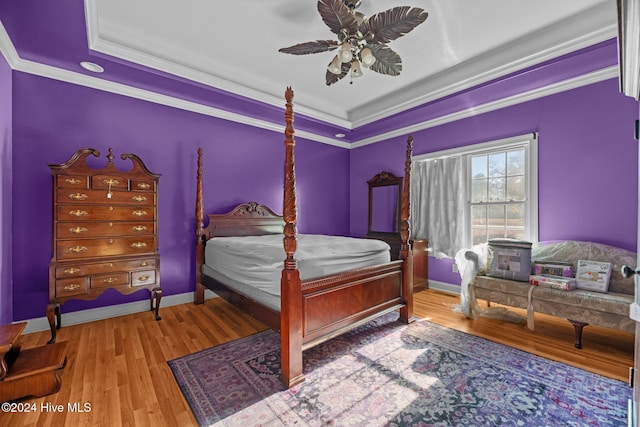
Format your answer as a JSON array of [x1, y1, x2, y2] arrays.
[[367, 171, 403, 236]]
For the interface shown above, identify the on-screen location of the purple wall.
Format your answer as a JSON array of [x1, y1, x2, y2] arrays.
[[11, 73, 350, 321], [350, 78, 640, 286], [0, 54, 12, 324]]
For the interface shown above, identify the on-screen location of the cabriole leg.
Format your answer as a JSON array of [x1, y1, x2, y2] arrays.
[[151, 287, 162, 320], [46, 303, 60, 344], [568, 319, 588, 349]]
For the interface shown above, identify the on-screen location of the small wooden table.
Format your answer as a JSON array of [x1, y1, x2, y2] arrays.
[[0, 322, 68, 402]]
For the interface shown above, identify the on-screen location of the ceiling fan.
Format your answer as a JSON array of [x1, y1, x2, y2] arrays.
[[278, 0, 429, 86]]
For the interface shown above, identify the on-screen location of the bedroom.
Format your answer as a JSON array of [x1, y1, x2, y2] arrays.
[[1, 0, 640, 425]]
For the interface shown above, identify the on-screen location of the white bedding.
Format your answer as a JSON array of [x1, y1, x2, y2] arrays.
[[203, 234, 391, 300]]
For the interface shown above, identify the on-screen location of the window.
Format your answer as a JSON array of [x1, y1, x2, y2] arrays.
[[411, 133, 537, 257], [470, 148, 527, 245]]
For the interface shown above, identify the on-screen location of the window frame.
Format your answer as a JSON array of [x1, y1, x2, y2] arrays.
[[412, 133, 538, 247]]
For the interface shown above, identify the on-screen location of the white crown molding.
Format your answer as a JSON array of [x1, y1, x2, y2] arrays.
[[0, 20, 619, 150], [0, 20, 19, 68], [83, 0, 353, 130], [0, 21, 349, 148], [349, 3, 618, 127], [350, 66, 619, 149], [84, 1, 616, 131]]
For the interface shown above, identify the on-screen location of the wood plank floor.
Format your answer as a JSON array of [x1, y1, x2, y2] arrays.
[[3, 288, 634, 426]]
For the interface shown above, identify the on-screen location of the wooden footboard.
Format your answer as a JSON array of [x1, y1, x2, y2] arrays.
[[301, 261, 406, 349], [195, 87, 415, 388]]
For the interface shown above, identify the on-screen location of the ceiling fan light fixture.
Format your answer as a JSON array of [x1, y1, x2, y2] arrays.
[[360, 47, 376, 67], [279, 0, 428, 86], [353, 11, 366, 25], [328, 55, 343, 74], [350, 60, 363, 78], [338, 42, 354, 63]]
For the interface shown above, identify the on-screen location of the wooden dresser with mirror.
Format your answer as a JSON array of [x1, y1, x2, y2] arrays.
[[47, 148, 162, 344], [367, 171, 428, 289]]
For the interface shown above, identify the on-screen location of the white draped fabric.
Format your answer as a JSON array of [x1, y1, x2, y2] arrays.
[[410, 157, 469, 259]]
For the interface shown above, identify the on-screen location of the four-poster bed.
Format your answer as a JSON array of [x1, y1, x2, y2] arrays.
[[194, 87, 415, 387]]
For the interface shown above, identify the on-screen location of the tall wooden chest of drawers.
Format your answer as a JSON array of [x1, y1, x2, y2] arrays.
[[46, 148, 161, 344]]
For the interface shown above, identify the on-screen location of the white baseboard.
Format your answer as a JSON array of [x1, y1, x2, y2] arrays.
[[427, 280, 461, 295], [19, 289, 219, 335], [18, 282, 459, 335]]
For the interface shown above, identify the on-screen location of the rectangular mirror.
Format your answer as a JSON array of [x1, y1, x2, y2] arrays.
[[367, 171, 403, 235]]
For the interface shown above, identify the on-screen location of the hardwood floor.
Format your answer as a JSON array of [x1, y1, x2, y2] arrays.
[[3, 288, 634, 426]]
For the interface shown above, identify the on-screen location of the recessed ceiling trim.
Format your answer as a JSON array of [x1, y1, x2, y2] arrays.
[[0, 21, 619, 150], [0, 30, 349, 149], [349, 66, 618, 149], [0, 22, 19, 68], [84, 0, 616, 131], [83, 0, 353, 130], [349, 5, 618, 127]]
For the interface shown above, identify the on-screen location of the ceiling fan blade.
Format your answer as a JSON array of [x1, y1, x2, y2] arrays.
[[318, 0, 358, 35], [325, 62, 351, 86], [279, 40, 340, 55], [368, 44, 402, 76], [360, 7, 428, 44]]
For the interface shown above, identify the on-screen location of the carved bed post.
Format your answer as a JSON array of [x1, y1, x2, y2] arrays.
[[195, 148, 206, 304], [280, 87, 304, 387], [399, 135, 416, 324]]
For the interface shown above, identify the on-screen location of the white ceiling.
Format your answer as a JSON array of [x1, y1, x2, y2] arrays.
[[86, 0, 615, 129]]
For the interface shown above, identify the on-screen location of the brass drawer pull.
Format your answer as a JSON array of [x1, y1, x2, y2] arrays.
[[103, 179, 120, 186], [64, 267, 81, 275], [63, 284, 80, 291], [69, 210, 88, 217], [65, 177, 81, 185], [69, 226, 88, 234], [131, 242, 147, 248], [69, 246, 88, 253], [132, 210, 147, 217], [132, 225, 147, 232], [139, 261, 149, 267], [137, 275, 150, 282], [103, 277, 117, 284], [69, 193, 88, 200], [132, 195, 147, 202], [136, 183, 151, 190]]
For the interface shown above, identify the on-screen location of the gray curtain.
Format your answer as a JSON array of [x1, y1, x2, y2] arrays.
[[410, 157, 469, 258]]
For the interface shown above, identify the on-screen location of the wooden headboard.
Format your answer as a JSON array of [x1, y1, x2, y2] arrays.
[[203, 201, 284, 239]]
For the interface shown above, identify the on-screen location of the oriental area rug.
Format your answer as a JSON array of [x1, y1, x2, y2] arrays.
[[168, 314, 630, 426]]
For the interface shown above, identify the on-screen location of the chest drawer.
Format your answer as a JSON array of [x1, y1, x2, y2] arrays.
[[130, 180, 156, 192], [56, 237, 156, 260], [55, 277, 89, 297], [91, 175, 129, 191], [57, 188, 155, 206], [57, 205, 155, 221], [91, 272, 129, 289], [56, 221, 155, 239], [132, 270, 157, 287], [55, 258, 157, 278], [56, 175, 89, 189]]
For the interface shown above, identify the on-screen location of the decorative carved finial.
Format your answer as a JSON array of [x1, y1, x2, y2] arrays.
[[106, 148, 114, 163]]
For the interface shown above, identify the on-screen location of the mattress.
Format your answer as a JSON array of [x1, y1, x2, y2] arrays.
[[202, 234, 391, 306]]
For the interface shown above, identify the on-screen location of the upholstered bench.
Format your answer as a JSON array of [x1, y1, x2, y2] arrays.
[[461, 240, 635, 348]]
